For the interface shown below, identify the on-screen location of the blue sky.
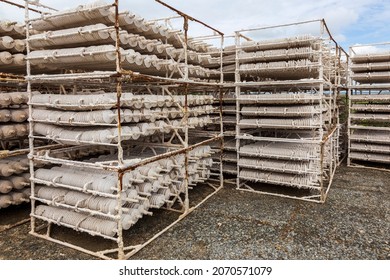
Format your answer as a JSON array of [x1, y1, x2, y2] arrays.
[[1, 0, 389, 51]]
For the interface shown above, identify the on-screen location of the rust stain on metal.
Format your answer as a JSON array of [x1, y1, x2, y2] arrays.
[[118, 172, 124, 192]]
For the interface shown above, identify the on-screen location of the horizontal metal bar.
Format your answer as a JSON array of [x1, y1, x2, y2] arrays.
[[32, 196, 119, 220], [30, 135, 119, 147], [155, 0, 224, 36], [0, 0, 52, 14], [235, 19, 322, 33], [350, 125, 390, 131], [235, 79, 326, 87], [31, 214, 118, 241], [349, 84, 390, 90], [238, 177, 320, 190], [1, 143, 64, 159], [30, 231, 111, 260], [238, 151, 320, 161], [27, 71, 118, 82], [118, 135, 223, 173], [237, 135, 322, 144], [236, 187, 323, 203], [238, 163, 319, 175]]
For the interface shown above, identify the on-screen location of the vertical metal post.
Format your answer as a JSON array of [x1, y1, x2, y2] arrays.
[[336, 127, 338, 168], [318, 23, 324, 141], [46, 222, 52, 237], [183, 82, 190, 213], [114, 0, 124, 259], [318, 22, 326, 199], [114, 0, 121, 74], [220, 35, 224, 84], [114, 0, 123, 165], [335, 47, 341, 164], [218, 34, 224, 188], [182, 14, 190, 212], [235, 32, 241, 189], [219, 87, 224, 188], [347, 47, 352, 166], [329, 130, 333, 181], [25, 0, 36, 235], [183, 17, 189, 81], [117, 173, 125, 259], [320, 141, 325, 202]]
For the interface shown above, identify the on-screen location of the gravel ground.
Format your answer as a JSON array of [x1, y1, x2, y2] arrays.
[[0, 165, 389, 260]]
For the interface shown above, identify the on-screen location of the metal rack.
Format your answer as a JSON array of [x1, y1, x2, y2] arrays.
[[348, 42, 390, 170], [25, 0, 224, 259], [234, 19, 341, 203], [0, 0, 60, 232], [0, 1, 30, 215], [208, 86, 238, 176]]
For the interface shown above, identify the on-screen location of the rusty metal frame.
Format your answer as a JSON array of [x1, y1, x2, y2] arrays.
[[25, 0, 224, 259], [234, 19, 341, 203]]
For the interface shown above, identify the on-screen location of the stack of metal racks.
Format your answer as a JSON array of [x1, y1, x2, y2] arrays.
[[234, 20, 341, 203], [348, 43, 390, 167], [25, 0, 223, 259]]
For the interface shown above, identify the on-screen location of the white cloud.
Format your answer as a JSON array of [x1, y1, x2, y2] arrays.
[[351, 44, 390, 55], [0, 0, 388, 48]]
